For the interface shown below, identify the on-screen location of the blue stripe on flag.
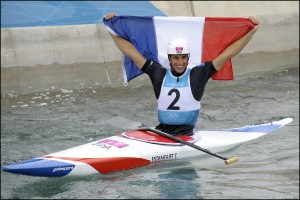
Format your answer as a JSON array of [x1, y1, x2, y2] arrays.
[[103, 16, 159, 82]]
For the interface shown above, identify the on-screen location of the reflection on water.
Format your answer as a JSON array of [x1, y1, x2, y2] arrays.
[[1, 64, 299, 199]]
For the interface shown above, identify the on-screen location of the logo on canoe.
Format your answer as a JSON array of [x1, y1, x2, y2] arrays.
[[152, 153, 177, 162], [93, 139, 129, 149], [52, 166, 74, 173]]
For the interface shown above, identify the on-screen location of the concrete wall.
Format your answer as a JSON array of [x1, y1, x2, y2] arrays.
[[1, 24, 119, 67], [151, 1, 299, 53], [1, 1, 299, 93], [151, 1, 299, 17]]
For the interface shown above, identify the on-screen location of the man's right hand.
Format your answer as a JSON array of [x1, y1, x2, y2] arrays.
[[104, 12, 116, 20]]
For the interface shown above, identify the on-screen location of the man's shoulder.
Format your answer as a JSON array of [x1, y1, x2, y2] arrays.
[[191, 61, 213, 71], [196, 61, 213, 68], [142, 60, 166, 72]]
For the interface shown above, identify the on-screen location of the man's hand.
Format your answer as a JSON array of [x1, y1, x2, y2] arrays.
[[249, 16, 259, 32], [104, 12, 117, 21]]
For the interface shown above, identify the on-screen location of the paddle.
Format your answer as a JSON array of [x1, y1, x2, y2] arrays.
[[105, 116, 239, 165]]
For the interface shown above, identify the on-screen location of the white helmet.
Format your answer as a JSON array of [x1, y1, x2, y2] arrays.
[[167, 38, 190, 55]]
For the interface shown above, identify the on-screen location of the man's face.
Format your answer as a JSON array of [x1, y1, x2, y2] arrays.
[[168, 54, 189, 74]]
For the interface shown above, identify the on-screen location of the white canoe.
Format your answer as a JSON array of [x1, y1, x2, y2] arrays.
[[2, 118, 293, 177]]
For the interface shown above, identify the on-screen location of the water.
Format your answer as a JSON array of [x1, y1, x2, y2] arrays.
[[1, 64, 299, 199]]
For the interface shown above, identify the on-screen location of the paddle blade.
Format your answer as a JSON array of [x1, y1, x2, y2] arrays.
[[224, 157, 239, 165], [105, 116, 144, 130]]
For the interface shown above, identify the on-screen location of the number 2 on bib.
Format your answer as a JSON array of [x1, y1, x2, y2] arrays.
[[167, 89, 180, 110]]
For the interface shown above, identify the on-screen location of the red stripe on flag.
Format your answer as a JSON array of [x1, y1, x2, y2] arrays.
[[202, 17, 254, 80]]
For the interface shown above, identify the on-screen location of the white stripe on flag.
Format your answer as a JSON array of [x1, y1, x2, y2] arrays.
[[153, 16, 205, 68]]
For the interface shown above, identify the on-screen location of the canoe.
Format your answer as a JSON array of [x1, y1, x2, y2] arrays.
[[2, 117, 293, 177]]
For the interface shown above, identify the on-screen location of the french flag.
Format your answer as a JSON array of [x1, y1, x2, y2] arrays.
[[103, 16, 254, 84]]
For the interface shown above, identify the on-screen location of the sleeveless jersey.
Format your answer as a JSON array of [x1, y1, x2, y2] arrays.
[[157, 68, 201, 125]]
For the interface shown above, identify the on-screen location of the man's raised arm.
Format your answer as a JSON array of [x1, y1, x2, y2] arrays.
[[104, 13, 147, 69], [212, 17, 259, 71]]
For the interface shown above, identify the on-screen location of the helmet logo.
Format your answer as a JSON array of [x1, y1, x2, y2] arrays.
[[176, 47, 183, 53], [167, 39, 189, 54]]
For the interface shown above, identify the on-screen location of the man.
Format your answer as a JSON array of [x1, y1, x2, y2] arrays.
[[104, 13, 259, 136]]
